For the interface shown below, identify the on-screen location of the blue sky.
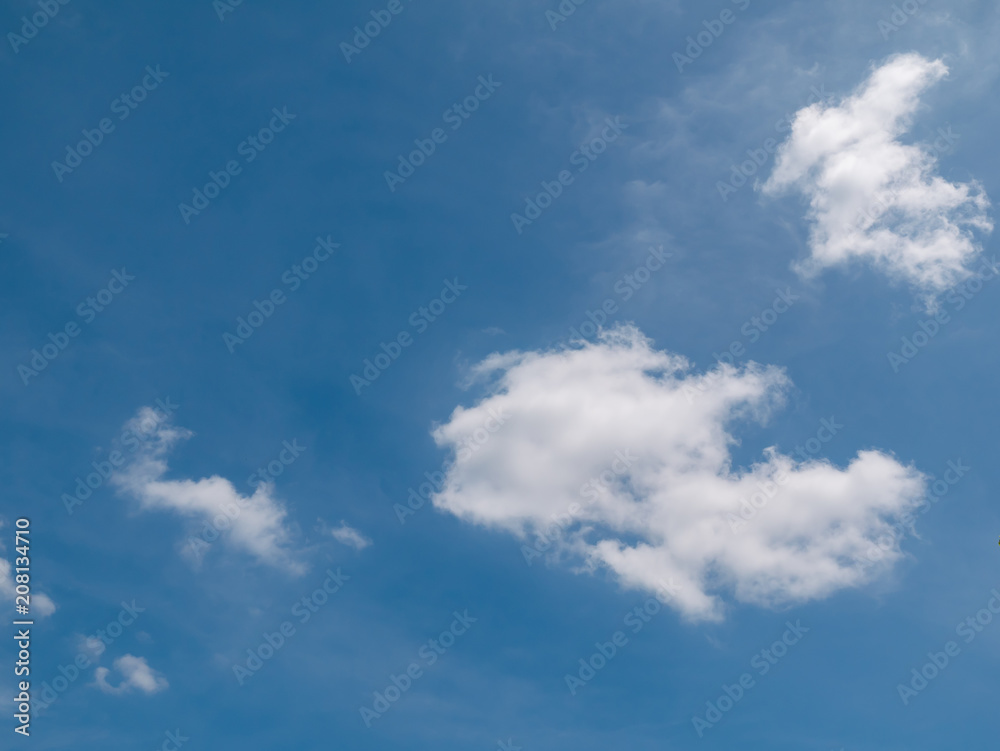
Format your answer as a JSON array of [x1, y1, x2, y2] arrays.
[[2, 0, 1000, 748]]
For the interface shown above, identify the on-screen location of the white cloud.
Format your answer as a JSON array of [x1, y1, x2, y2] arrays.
[[111, 408, 305, 574], [0, 559, 56, 617], [31, 592, 56, 617], [328, 521, 372, 550], [430, 326, 926, 622], [77, 635, 105, 661], [762, 52, 992, 301], [0, 528, 56, 618], [94, 655, 168, 695]]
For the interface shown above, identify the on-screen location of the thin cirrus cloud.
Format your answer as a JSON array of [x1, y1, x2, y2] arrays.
[[111, 407, 306, 575], [762, 52, 993, 301], [430, 326, 926, 622], [94, 655, 168, 695]]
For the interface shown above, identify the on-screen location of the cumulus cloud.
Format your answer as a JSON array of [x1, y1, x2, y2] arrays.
[[762, 52, 992, 301], [94, 655, 168, 695], [430, 326, 926, 622], [328, 521, 372, 550], [111, 408, 305, 574]]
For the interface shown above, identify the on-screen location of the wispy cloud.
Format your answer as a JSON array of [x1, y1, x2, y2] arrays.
[[111, 408, 306, 574], [327, 520, 372, 550]]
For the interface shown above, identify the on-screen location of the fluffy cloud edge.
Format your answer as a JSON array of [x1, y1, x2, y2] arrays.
[[94, 654, 168, 695], [429, 325, 927, 622], [762, 52, 992, 303], [111, 408, 307, 575]]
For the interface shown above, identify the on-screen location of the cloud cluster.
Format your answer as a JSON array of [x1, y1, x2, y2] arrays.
[[430, 326, 926, 621], [762, 53, 992, 300], [95, 655, 168, 695], [112, 408, 305, 574]]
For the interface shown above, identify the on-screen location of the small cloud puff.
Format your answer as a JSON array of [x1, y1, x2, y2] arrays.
[[328, 521, 372, 550], [0, 527, 56, 618], [95, 655, 168, 695]]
